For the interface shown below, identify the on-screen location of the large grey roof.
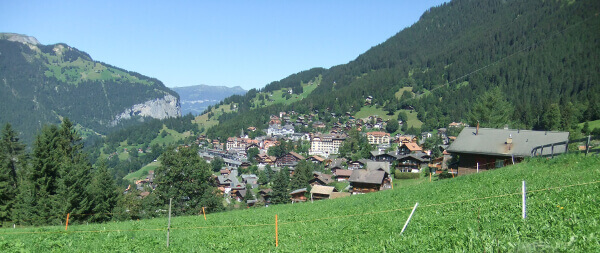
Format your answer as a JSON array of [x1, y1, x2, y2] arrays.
[[447, 127, 569, 157], [349, 169, 386, 184]]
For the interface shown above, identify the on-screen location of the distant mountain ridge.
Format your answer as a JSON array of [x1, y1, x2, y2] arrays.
[[0, 33, 181, 144], [172, 84, 246, 115]]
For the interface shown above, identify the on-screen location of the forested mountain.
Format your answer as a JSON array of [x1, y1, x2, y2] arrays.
[[206, 0, 600, 140], [0, 33, 181, 144], [172, 84, 246, 115]]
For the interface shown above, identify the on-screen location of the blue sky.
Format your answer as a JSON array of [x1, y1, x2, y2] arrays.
[[1, 1, 447, 90]]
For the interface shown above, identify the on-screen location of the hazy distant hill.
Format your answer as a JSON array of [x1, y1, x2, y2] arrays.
[[172, 85, 246, 115], [0, 33, 181, 144]]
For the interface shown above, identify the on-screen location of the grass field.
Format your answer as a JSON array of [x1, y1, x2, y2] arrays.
[[354, 106, 423, 129], [124, 161, 161, 181], [1, 154, 598, 252], [579, 119, 600, 130]]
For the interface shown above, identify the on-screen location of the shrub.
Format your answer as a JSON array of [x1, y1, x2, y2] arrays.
[[394, 172, 420, 180]]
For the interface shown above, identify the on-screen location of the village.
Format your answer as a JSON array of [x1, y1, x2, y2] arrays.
[[134, 109, 571, 208]]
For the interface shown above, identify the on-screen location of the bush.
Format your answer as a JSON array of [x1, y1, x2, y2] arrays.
[[394, 172, 420, 180]]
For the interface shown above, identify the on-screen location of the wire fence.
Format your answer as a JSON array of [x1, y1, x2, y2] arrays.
[[1, 179, 597, 236]]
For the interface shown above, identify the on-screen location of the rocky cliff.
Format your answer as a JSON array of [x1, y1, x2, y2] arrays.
[[111, 94, 181, 125]]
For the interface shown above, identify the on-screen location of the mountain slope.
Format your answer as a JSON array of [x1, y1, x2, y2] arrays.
[[206, 0, 600, 140], [172, 84, 246, 115], [0, 33, 181, 144]]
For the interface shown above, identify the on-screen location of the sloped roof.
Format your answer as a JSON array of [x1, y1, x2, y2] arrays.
[[401, 142, 422, 152], [335, 169, 353, 177], [365, 161, 391, 173], [349, 169, 386, 184], [289, 188, 307, 195], [288, 151, 305, 160], [311, 185, 337, 195], [447, 127, 569, 157]]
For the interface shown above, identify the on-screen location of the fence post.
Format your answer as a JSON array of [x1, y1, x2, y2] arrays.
[[522, 181, 526, 219], [477, 163, 479, 173], [202, 206, 206, 221], [275, 214, 279, 247], [401, 202, 419, 235], [586, 135, 591, 156], [65, 213, 70, 231], [167, 198, 172, 248]]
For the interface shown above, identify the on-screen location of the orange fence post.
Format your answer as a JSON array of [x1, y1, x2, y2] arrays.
[[451, 168, 454, 178], [65, 213, 70, 231], [429, 172, 432, 182], [275, 214, 279, 247], [202, 207, 206, 221]]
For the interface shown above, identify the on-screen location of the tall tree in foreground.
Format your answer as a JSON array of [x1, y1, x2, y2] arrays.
[[87, 159, 119, 223], [153, 145, 214, 215], [0, 123, 26, 225], [270, 168, 290, 205]]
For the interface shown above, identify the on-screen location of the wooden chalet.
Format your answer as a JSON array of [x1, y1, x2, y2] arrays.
[[290, 188, 308, 203], [349, 170, 388, 194], [396, 154, 430, 172], [398, 142, 423, 155], [307, 155, 326, 164], [310, 185, 338, 200], [334, 169, 353, 181], [309, 172, 334, 186], [276, 151, 305, 167]]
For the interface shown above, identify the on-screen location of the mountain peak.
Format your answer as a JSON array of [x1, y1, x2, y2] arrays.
[[0, 33, 40, 45]]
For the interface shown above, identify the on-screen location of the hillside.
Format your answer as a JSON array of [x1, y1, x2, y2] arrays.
[[0, 33, 181, 144], [205, 0, 600, 140], [1, 154, 597, 251], [172, 84, 246, 115]]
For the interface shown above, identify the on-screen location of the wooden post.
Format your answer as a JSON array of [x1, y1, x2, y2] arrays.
[[586, 135, 591, 156], [477, 162, 479, 173], [65, 213, 70, 231], [400, 202, 419, 235], [551, 144, 555, 158], [429, 172, 431, 182], [391, 176, 394, 189], [450, 168, 454, 178], [522, 181, 526, 219], [167, 198, 172, 247], [275, 214, 279, 247]]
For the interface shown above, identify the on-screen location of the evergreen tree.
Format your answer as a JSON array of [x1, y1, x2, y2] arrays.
[[289, 160, 312, 191], [270, 168, 290, 205], [385, 119, 399, 134], [468, 88, 513, 128], [243, 184, 254, 204], [540, 103, 562, 131], [0, 123, 26, 224], [154, 145, 214, 215], [87, 159, 119, 223]]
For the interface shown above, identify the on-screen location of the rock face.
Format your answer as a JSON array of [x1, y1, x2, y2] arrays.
[[111, 94, 181, 125], [1, 33, 40, 45]]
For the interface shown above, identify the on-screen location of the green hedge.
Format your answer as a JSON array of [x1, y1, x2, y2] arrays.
[[394, 171, 420, 179]]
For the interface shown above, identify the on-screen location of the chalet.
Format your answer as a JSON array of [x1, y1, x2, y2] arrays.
[[290, 188, 308, 203], [347, 160, 365, 170], [267, 124, 295, 137], [256, 154, 277, 165], [398, 142, 423, 155], [328, 158, 347, 174], [276, 151, 305, 167], [220, 168, 231, 175], [310, 185, 338, 200], [366, 131, 390, 145], [349, 170, 388, 194], [259, 188, 272, 203], [241, 174, 259, 188], [395, 135, 418, 144], [447, 127, 569, 169], [232, 189, 247, 202], [449, 122, 467, 128], [365, 161, 391, 174], [396, 154, 430, 172], [309, 172, 334, 186], [307, 155, 326, 164], [334, 169, 353, 181], [370, 150, 397, 163]]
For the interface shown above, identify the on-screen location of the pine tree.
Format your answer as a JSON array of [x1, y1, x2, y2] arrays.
[[87, 160, 119, 223], [468, 88, 514, 128], [0, 123, 26, 224], [270, 168, 290, 205], [289, 160, 312, 191]]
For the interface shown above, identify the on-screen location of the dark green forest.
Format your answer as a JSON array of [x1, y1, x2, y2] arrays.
[[207, 0, 600, 140]]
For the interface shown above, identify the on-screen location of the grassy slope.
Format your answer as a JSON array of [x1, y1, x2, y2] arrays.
[[579, 119, 600, 130], [124, 161, 161, 181], [1, 154, 598, 252], [354, 106, 423, 129]]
